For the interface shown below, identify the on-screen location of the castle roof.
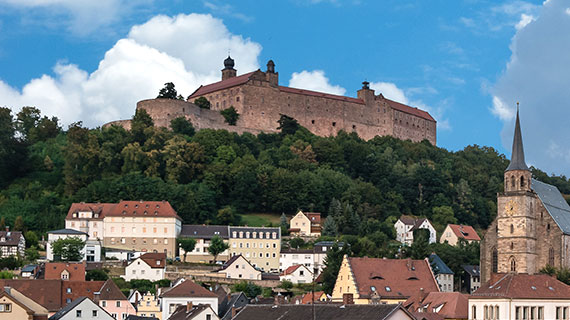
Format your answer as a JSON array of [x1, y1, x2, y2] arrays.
[[384, 97, 435, 122], [532, 178, 570, 235], [188, 71, 255, 98], [506, 107, 529, 171]]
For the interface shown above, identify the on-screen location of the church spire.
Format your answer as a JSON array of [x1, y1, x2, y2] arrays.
[[505, 103, 529, 172]]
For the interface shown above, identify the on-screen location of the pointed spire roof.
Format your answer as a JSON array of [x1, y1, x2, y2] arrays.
[[506, 104, 529, 172]]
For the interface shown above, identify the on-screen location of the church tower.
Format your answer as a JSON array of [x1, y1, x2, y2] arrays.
[[222, 55, 237, 80], [496, 105, 537, 275]]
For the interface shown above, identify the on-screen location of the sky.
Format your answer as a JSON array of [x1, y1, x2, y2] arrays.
[[1, 0, 569, 176]]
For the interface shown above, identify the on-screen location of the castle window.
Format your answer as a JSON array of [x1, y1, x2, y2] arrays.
[[352, 125, 356, 130], [332, 122, 336, 127], [521, 176, 525, 188], [216, 102, 219, 108], [510, 242, 514, 250], [510, 257, 516, 272], [548, 223, 551, 232], [236, 97, 240, 102], [510, 224, 514, 234], [492, 247, 498, 273], [311, 120, 315, 124], [549, 247, 555, 266], [511, 176, 515, 188]]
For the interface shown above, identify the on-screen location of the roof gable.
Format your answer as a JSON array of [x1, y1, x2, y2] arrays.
[[532, 179, 570, 235], [472, 273, 570, 299], [160, 280, 218, 298], [447, 224, 481, 241], [99, 279, 128, 300]]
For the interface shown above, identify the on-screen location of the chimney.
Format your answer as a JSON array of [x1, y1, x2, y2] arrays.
[[186, 301, 193, 312], [342, 293, 354, 305]]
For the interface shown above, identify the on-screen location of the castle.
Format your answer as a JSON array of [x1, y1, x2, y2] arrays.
[[480, 107, 570, 283], [106, 56, 436, 144]]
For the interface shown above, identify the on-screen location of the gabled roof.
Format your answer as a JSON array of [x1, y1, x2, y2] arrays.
[[0, 279, 63, 311], [188, 71, 256, 98], [416, 292, 468, 319], [301, 291, 326, 304], [160, 280, 218, 298], [65, 203, 115, 220], [44, 262, 86, 281], [471, 273, 570, 299], [218, 255, 254, 272], [281, 265, 304, 276], [49, 296, 88, 320], [0, 288, 49, 316], [385, 97, 435, 122], [98, 279, 127, 300], [462, 265, 480, 277], [0, 231, 23, 246], [398, 216, 431, 231], [348, 257, 440, 299], [532, 179, 570, 235], [429, 254, 454, 275], [232, 304, 414, 320], [109, 200, 180, 219], [137, 252, 166, 269], [180, 225, 229, 239], [446, 224, 481, 241], [168, 304, 215, 320]]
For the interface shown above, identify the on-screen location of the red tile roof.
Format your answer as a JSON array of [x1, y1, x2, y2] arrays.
[[301, 291, 326, 304], [412, 312, 445, 320], [447, 224, 481, 241], [279, 86, 364, 104], [63, 281, 106, 304], [471, 273, 570, 299], [348, 257, 439, 299], [304, 212, 321, 224], [160, 280, 218, 298], [188, 72, 255, 98], [410, 292, 468, 319], [66, 203, 114, 220], [137, 252, 167, 269], [44, 263, 86, 281], [66, 201, 181, 220], [385, 97, 435, 122], [281, 265, 302, 276]]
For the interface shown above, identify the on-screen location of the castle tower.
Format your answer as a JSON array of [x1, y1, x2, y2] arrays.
[[222, 55, 237, 80], [496, 105, 537, 275], [357, 81, 375, 104], [266, 60, 278, 86]]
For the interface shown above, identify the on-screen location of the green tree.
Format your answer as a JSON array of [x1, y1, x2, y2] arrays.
[[51, 237, 85, 262], [208, 235, 229, 263], [277, 114, 300, 135], [194, 97, 211, 109], [410, 229, 430, 259], [0, 218, 5, 230], [131, 108, 154, 144], [25, 246, 40, 262], [86, 269, 109, 281], [178, 238, 197, 263], [216, 206, 239, 225], [0, 271, 13, 279], [29, 116, 61, 142], [170, 117, 195, 136], [24, 231, 39, 248], [162, 137, 206, 184], [289, 237, 305, 249], [321, 217, 338, 237], [233, 281, 262, 298], [279, 280, 293, 290], [280, 213, 288, 236], [15, 106, 41, 139], [321, 243, 349, 294], [13, 216, 24, 231], [157, 82, 179, 99], [220, 106, 240, 125], [432, 206, 457, 232]]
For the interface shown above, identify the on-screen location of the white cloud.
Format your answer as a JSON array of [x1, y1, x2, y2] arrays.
[[288, 70, 346, 96], [460, 1, 540, 33], [1, 13, 262, 127], [202, 1, 253, 22], [515, 13, 535, 30], [369, 82, 408, 104], [492, 0, 570, 175]]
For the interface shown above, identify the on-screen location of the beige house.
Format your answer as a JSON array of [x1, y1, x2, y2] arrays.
[[0, 288, 49, 320], [216, 255, 261, 280], [289, 211, 321, 237], [229, 226, 281, 272], [440, 224, 481, 246], [136, 291, 162, 319], [65, 201, 183, 258]]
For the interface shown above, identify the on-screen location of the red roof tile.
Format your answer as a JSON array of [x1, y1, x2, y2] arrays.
[[448, 224, 481, 241], [160, 280, 218, 298], [348, 257, 440, 299], [44, 263, 86, 281], [471, 273, 570, 299], [188, 72, 255, 98], [66, 203, 114, 220], [301, 291, 326, 304], [98, 279, 128, 301], [304, 212, 321, 224], [281, 265, 302, 276], [138, 252, 167, 269], [385, 97, 435, 122], [109, 200, 180, 219], [410, 292, 468, 319]]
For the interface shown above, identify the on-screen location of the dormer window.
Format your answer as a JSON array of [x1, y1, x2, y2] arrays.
[[385, 286, 391, 292], [73, 213, 77, 218]]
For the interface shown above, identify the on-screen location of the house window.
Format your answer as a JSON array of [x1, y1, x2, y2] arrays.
[[206, 315, 212, 320], [93, 310, 98, 317], [66, 287, 72, 293], [116, 301, 121, 307], [102, 301, 106, 307], [472, 306, 477, 319], [0, 304, 11, 312]]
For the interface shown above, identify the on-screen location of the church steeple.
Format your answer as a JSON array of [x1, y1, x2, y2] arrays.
[[505, 103, 529, 172]]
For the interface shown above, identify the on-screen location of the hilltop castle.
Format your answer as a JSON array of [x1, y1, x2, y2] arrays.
[[105, 57, 436, 144]]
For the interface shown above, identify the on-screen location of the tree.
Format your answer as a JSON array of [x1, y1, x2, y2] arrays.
[[208, 235, 229, 263], [170, 117, 195, 136], [157, 82, 179, 99], [280, 213, 288, 236], [321, 217, 338, 237], [86, 269, 109, 281], [0, 218, 5, 230], [15, 106, 41, 139], [410, 228, 430, 259], [178, 238, 197, 263], [321, 243, 349, 294], [0, 271, 13, 279], [51, 237, 85, 262], [216, 206, 239, 225], [279, 280, 293, 290], [277, 114, 300, 135], [25, 246, 40, 262], [131, 108, 154, 144], [289, 237, 305, 249], [13, 216, 24, 232], [194, 97, 211, 109], [233, 281, 262, 298], [24, 231, 38, 248], [220, 107, 240, 125]]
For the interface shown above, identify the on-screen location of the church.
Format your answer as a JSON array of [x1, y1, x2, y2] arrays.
[[480, 108, 570, 283]]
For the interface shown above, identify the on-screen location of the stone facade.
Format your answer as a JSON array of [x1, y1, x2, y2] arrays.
[[105, 58, 436, 144]]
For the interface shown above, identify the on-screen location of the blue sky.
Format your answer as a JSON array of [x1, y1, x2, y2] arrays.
[[1, 0, 570, 176]]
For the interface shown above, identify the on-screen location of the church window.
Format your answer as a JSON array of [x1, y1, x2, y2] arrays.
[[549, 247, 555, 266], [521, 176, 525, 188], [510, 242, 514, 250], [236, 97, 240, 102], [510, 224, 514, 234], [510, 257, 516, 272], [511, 176, 516, 188], [492, 247, 498, 273]]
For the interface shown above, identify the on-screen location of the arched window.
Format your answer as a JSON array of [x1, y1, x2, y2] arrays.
[[510, 242, 514, 250], [510, 224, 514, 234], [472, 306, 477, 319], [521, 176, 525, 188], [492, 247, 498, 273], [511, 175, 516, 188], [510, 257, 517, 272], [549, 247, 555, 266], [495, 306, 500, 319]]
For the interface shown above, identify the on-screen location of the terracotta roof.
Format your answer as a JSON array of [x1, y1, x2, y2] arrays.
[[412, 312, 445, 320], [0, 231, 23, 246], [65, 203, 114, 220], [109, 201, 180, 219], [63, 281, 106, 305], [385, 97, 435, 122], [160, 280, 218, 298], [412, 292, 468, 319], [98, 279, 128, 301], [281, 265, 302, 276], [138, 252, 167, 269], [233, 304, 414, 320], [301, 291, 326, 304], [44, 263, 86, 281], [304, 212, 321, 224], [348, 257, 439, 299], [471, 273, 570, 299], [447, 224, 481, 241], [188, 72, 255, 98]]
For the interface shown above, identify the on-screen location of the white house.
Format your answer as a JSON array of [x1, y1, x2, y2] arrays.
[[280, 241, 344, 273], [216, 255, 261, 280], [394, 215, 436, 245], [280, 264, 313, 284], [122, 252, 166, 281], [429, 253, 454, 292], [469, 273, 570, 320], [289, 211, 321, 237], [46, 229, 101, 262], [0, 229, 25, 258], [49, 297, 114, 320], [159, 279, 219, 320]]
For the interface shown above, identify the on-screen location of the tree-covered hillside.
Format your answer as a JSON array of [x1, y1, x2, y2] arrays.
[[1, 106, 570, 240]]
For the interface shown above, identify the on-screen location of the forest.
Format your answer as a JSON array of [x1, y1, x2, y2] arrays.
[[2, 104, 570, 255]]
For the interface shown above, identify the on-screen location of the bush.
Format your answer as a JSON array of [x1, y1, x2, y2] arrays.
[[233, 281, 262, 298], [0, 257, 22, 270], [194, 97, 211, 109], [279, 280, 293, 290], [220, 107, 240, 125], [0, 271, 14, 279], [86, 269, 109, 281]]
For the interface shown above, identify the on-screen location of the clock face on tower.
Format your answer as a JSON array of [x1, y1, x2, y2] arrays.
[[505, 200, 518, 216]]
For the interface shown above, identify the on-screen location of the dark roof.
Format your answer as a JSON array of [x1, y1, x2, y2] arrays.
[[47, 229, 88, 236], [169, 304, 212, 320], [99, 279, 128, 300], [180, 225, 229, 239], [462, 265, 480, 277], [218, 255, 242, 271], [21, 264, 38, 272], [220, 292, 249, 320], [0, 231, 23, 246], [229, 226, 280, 235], [314, 241, 344, 248], [532, 179, 570, 235], [281, 249, 315, 254], [160, 280, 218, 298], [471, 273, 570, 299], [232, 304, 412, 320], [126, 316, 159, 320], [398, 216, 431, 231], [505, 107, 529, 171], [429, 254, 454, 275], [138, 252, 166, 269], [49, 297, 88, 320]]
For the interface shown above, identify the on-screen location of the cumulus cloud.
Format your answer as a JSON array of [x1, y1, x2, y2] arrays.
[[0, 13, 262, 127], [369, 82, 408, 104], [288, 70, 346, 96], [491, 0, 570, 175]]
